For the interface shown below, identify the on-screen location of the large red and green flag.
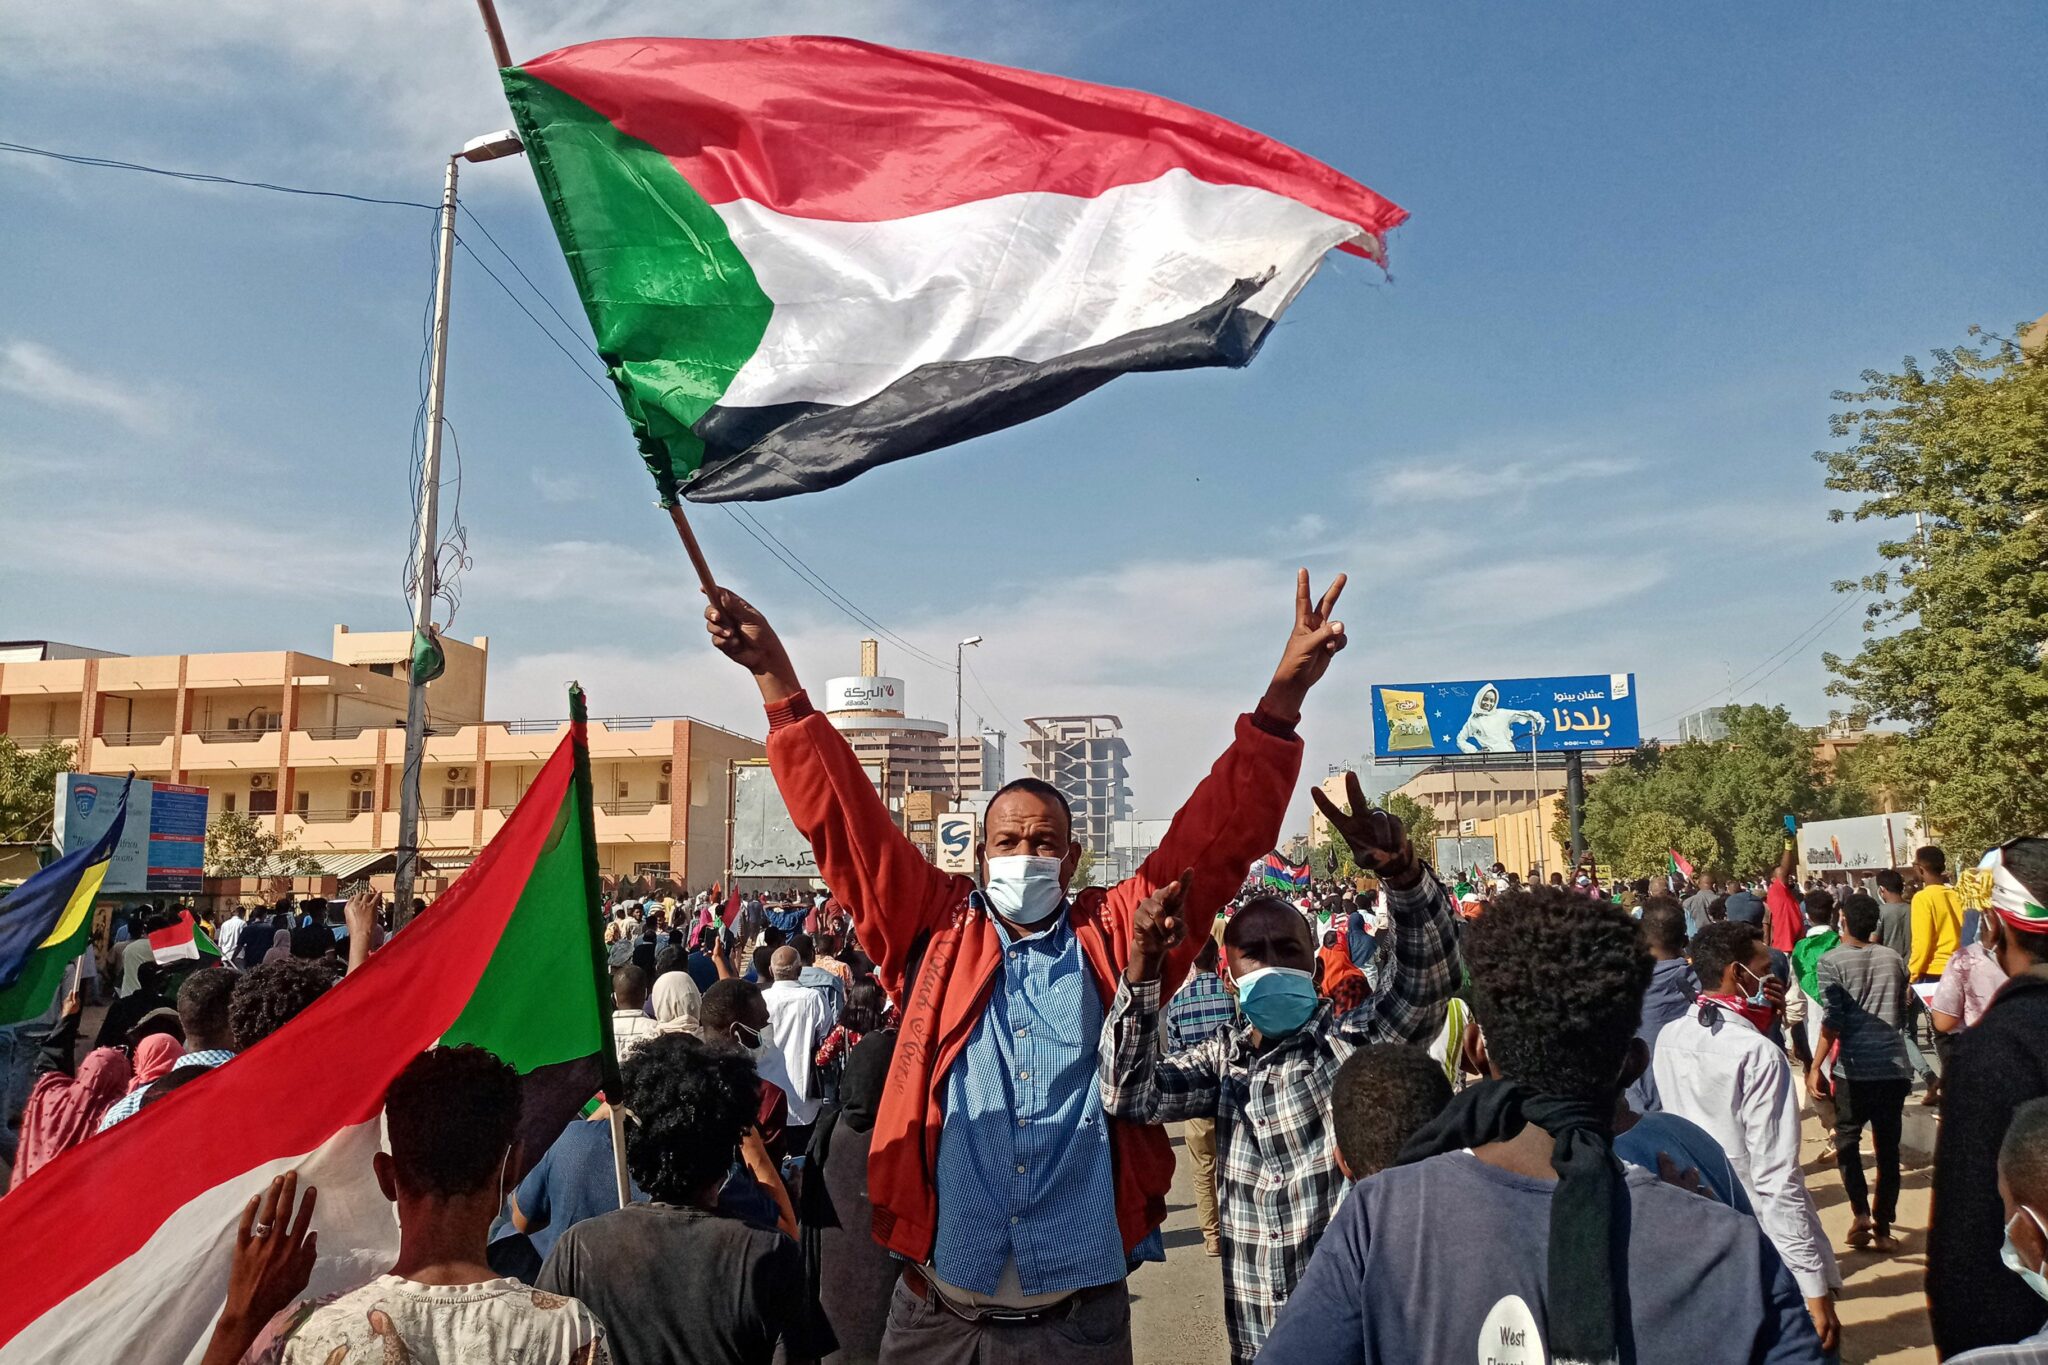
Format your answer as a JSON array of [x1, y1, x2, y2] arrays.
[[0, 692, 615, 1364], [502, 36, 1407, 504], [0, 777, 128, 1028]]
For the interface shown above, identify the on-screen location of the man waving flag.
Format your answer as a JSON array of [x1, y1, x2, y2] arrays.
[[503, 35, 1406, 504]]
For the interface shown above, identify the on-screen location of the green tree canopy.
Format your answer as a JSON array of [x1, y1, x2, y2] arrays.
[[1575, 705, 1861, 879], [1816, 331, 2048, 860], [0, 737, 76, 846], [1382, 792, 1439, 862], [204, 811, 323, 879]]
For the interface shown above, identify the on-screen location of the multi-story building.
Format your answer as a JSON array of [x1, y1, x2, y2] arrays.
[[1021, 714, 1131, 855], [0, 627, 761, 888], [901, 789, 953, 863], [822, 640, 1001, 802]]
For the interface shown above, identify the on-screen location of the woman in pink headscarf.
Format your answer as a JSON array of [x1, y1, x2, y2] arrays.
[[11, 1047, 132, 1185], [127, 1033, 184, 1094]]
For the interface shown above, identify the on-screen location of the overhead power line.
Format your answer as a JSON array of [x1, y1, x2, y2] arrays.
[[11, 134, 976, 692]]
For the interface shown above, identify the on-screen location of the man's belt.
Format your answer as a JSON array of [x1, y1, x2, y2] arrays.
[[898, 1264, 1119, 1325]]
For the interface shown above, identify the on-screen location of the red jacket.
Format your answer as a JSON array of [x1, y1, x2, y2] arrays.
[[764, 690, 1301, 1264]]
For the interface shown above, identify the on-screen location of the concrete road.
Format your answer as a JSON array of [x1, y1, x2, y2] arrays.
[[1131, 1105, 1946, 1363]]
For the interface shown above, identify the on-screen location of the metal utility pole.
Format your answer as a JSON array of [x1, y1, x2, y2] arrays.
[[1565, 752, 1586, 865], [393, 131, 525, 927], [953, 635, 982, 800], [1529, 732, 1545, 881]]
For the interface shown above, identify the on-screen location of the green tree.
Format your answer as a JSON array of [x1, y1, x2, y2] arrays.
[[1072, 847, 1096, 888], [1383, 793, 1439, 860], [1816, 331, 2048, 860], [1575, 706, 1845, 879], [1310, 833, 1358, 881], [0, 737, 76, 845], [204, 811, 323, 879]]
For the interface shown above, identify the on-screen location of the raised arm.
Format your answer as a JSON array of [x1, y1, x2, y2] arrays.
[[1100, 875, 1225, 1123], [706, 587, 963, 997], [1314, 774, 1459, 1045], [1102, 569, 1343, 991]]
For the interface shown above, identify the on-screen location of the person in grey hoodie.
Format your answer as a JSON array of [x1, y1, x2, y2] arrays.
[[1628, 897, 1699, 1112]]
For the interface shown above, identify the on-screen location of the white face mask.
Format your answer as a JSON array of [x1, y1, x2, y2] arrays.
[[982, 855, 1068, 925]]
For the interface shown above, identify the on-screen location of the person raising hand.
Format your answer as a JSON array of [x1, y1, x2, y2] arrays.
[[703, 569, 1345, 1362]]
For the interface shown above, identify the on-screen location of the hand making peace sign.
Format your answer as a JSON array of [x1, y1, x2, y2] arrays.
[[1261, 569, 1348, 723]]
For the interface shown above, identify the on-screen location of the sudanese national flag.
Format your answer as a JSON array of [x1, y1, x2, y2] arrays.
[[0, 692, 617, 1364], [503, 36, 1406, 504]]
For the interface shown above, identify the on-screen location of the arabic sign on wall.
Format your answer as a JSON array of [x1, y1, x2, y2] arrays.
[[1797, 812, 1925, 876], [934, 812, 977, 874], [730, 759, 886, 879], [54, 775, 210, 895], [1372, 674, 1640, 758], [821, 675, 905, 715]]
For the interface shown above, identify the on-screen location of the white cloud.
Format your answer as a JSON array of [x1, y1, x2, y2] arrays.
[[0, 341, 186, 435], [1365, 452, 1640, 507], [5, 0, 1038, 187], [0, 510, 396, 600], [530, 467, 592, 504], [1284, 512, 1329, 541]]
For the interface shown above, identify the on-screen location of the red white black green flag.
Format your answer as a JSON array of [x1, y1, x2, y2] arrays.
[[503, 36, 1407, 503]]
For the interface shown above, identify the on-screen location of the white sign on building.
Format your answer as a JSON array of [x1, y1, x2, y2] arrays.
[[729, 759, 886, 879], [934, 812, 978, 874], [821, 676, 906, 714]]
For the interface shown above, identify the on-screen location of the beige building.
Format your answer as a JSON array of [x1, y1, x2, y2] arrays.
[[823, 640, 1001, 802], [902, 789, 954, 863], [1022, 715, 1131, 855], [0, 627, 761, 886]]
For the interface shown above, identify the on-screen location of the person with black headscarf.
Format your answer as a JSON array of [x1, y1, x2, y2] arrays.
[[801, 1027, 897, 1365], [1260, 884, 1824, 1365]]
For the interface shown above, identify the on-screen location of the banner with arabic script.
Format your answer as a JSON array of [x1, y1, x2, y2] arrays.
[[1371, 674, 1640, 757]]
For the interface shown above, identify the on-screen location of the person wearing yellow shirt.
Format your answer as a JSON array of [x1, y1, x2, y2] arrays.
[[1910, 844, 1965, 1107], [1911, 845, 1964, 982]]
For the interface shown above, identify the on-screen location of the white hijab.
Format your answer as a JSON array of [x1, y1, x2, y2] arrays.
[[650, 971, 701, 1036]]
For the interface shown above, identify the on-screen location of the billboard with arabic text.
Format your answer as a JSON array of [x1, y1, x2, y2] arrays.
[[1373, 674, 1640, 758]]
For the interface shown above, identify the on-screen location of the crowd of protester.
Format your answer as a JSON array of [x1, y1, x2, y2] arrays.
[[4, 573, 2047, 1363]]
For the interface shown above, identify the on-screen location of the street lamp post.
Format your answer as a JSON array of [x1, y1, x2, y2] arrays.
[[954, 636, 983, 801], [392, 129, 526, 928]]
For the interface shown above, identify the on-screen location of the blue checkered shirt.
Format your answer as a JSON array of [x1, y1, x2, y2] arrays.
[[1100, 871, 1460, 1360], [1166, 970, 1237, 1052], [930, 903, 1129, 1296]]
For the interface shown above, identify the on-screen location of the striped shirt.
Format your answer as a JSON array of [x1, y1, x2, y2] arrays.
[[1817, 941, 1912, 1080], [1165, 971, 1237, 1052]]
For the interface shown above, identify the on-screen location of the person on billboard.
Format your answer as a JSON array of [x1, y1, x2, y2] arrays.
[[1454, 684, 1547, 754]]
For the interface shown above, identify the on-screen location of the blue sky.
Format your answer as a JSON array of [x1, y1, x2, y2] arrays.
[[4, 2, 2041, 832]]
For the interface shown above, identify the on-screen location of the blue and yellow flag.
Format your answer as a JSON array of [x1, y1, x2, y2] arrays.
[[0, 779, 129, 1026]]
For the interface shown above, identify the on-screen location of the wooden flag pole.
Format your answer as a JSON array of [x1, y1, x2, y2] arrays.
[[474, 0, 512, 68], [472, 0, 725, 597], [668, 503, 721, 596]]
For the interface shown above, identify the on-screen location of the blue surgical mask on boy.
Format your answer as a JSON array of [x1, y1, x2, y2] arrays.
[[1235, 966, 1318, 1036], [2002, 1207, 2048, 1301]]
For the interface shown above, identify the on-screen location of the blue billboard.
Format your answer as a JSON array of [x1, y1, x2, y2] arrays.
[[1371, 674, 1640, 757]]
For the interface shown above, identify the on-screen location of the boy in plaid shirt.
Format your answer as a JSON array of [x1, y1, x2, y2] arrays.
[[1099, 776, 1459, 1360]]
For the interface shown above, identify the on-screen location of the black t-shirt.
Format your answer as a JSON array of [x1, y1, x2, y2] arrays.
[[537, 1202, 834, 1365]]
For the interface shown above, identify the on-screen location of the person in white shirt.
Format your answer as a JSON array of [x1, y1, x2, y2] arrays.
[[214, 907, 248, 969], [610, 965, 659, 1059], [1653, 919, 1841, 1354], [759, 946, 831, 1141]]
